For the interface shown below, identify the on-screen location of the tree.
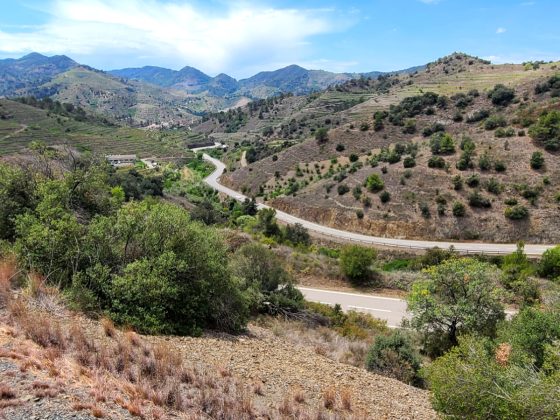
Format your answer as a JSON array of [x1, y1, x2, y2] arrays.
[[339, 245, 376, 285], [500, 243, 539, 305], [452, 201, 466, 217], [86, 201, 249, 335], [528, 110, 560, 151], [488, 84, 515, 106], [364, 173, 384, 192], [530, 151, 545, 170], [315, 127, 329, 144], [256, 208, 280, 237], [430, 132, 455, 155], [0, 164, 36, 241], [407, 258, 505, 356], [425, 335, 560, 419], [365, 331, 422, 385], [232, 243, 303, 314], [284, 223, 311, 246]]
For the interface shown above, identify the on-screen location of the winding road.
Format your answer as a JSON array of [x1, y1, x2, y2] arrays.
[[201, 153, 556, 257]]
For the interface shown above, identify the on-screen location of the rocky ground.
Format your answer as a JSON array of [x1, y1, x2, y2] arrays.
[[0, 290, 435, 419]]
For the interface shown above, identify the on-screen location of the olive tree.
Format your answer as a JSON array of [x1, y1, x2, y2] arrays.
[[407, 258, 505, 356]]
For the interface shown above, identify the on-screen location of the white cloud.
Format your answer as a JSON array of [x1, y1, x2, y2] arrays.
[[0, 0, 343, 76], [496, 27, 507, 34]]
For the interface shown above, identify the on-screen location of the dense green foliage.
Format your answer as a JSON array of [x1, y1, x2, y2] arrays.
[[488, 84, 516, 106], [364, 173, 384, 192], [539, 245, 560, 281], [339, 245, 377, 285], [408, 258, 505, 356], [366, 331, 422, 385], [529, 110, 560, 151]]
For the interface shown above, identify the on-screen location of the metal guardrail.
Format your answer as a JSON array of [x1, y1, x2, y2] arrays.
[[201, 153, 549, 257]]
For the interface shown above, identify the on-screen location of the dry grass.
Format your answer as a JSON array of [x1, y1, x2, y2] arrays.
[[0, 258, 18, 307], [340, 387, 353, 411], [322, 386, 337, 410], [0, 384, 16, 400], [264, 318, 372, 368]]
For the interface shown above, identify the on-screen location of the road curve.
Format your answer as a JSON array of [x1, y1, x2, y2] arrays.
[[202, 153, 556, 256]]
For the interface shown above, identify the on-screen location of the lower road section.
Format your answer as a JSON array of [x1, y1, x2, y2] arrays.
[[298, 287, 408, 328], [202, 153, 555, 256]]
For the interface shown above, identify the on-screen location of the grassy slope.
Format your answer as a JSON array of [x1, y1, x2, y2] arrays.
[[0, 99, 200, 157]]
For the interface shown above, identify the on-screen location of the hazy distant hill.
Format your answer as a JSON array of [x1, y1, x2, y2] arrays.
[[0, 53, 78, 96]]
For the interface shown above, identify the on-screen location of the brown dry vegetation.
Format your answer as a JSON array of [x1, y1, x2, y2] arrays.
[[0, 262, 435, 419]]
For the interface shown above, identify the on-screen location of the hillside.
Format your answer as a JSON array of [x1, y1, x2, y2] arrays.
[[202, 53, 560, 243], [0, 296, 434, 419], [0, 98, 201, 157]]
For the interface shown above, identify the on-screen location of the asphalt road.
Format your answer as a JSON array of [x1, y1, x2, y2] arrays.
[[202, 153, 555, 256], [298, 287, 408, 328]]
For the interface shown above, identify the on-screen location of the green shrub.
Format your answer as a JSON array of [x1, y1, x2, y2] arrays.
[[365, 331, 422, 385], [425, 335, 560, 419], [478, 152, 492, 170], [504, 205, 529, 220], [380, 191, 391, 203], [427, 156, 445, 169], [495, 127, 515, 138], [488, 84, 515, 106], [340, 245, 377, 285], [530, 151, 545, 169], [465, 174, 480, 187], [484, 115, 507, 130], [494, 160, 507, 172], [451, 175, 463, 190], [284, 223, 311, 246], [468, 191, 492, 208], [485, 178, 502, 195], [365, 173, 384, 192], [403, 156, 416, 168], [528, 110, 560, 151], [452, 201, 466, 217], [337, 184, 350, 195], [430, 132, 455, 155], [539, 245, 560, 280]]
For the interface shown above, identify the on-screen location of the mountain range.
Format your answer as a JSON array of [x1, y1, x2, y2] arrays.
[[0, 52, 424, 124]]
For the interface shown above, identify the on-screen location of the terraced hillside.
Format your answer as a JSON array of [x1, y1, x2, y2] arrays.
[[0, 99, 199, 157], [202, 54, 560, 243]]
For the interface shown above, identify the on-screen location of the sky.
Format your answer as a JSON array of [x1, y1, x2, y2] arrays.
[[0, 0, 559, 78]]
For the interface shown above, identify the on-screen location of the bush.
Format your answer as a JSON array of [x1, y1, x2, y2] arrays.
[[452, 201, 466, 217], [427, 156, 445, 169], [337, 184, 350, 195], [500, 243, 539, 306], [494, 160, 507, 172], [451, 175, 463, 190], [528, 110, 560, 151], [484, 115, 507, 130], [232, 243, 303, 315], [488, 84, 515, 106], [504, 205, 529, 220], [340, 245, 377, 285], [315, 127, 329, 144], [430, 132, 455, 155], [365, 331, 422, 385], [466, 109, 490, 123], [485, 178, 502, 194], [403, 156, 416, 168], [284, 223, 311, 246], [465, 174, 480, 187], [478, 152, 492, 170], [495, 127, 515, 138], [539, 245, 560, 280], [530, 151, 545, 169], [468, 191, 492, 208], [349, 153, 359, 163], [364, 173, 384, 192], [425, 335, 560, 419], [380, 191, 391, 203], [335, 143, 345, 152]]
